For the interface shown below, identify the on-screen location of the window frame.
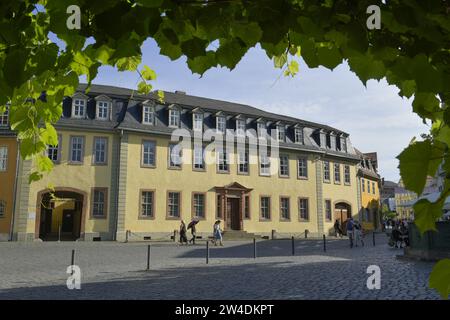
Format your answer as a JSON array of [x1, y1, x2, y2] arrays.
[[323, 160, 331, 182], [279, 154, 290, 178], [192, 144, 205, 171], [166, 191, 182, 219], [344, 165, 351, 185], [92, 136, 108, 165], [168, 143, 183, 170], [96, 101, 110, 120], [280, 196, 291, 221], [236, 119, 246, 136], [216, 148, 230, 173], [90, 187, 108, 219], [237, 148, 249, 175], [298, 197, 310, 221], [0, 200, 5, 217], [142, 105, 155, 125], [193, 113, 203, 132], [47, 134, 62, 164], [0, 107, 9, 126], [325, 199, 332, 222], [139, 189, 155, 219], [0, 146, 8, 171], [216, 116, 226, 134], [277, 125, 286, 142], [168, 108, 180, 128], [257, 121, 266, 139], [72, 98, 87, 118], [334, 162, 341, 184], [244, 195, 251, 219], [192, 192, 206, 220], [69, 136, 85, 164], [259, 195, 271, 221], [259, 149, 271, 176], [294, 127, 304, 144], [141, 139, 157, 168], [297, 157, 308, 179]]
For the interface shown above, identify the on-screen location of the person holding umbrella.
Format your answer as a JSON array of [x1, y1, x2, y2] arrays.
[[188, 219, 199, 245]]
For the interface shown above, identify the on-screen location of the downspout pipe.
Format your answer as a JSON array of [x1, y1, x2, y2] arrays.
[[9, 139, 20, 241]]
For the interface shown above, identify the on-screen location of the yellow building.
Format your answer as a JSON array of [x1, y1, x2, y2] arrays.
[[5, 84, 365, 241], [355, 150, 381, 231]]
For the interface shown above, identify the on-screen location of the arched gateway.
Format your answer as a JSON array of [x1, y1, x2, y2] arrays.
[[35, 188, 87, 241]]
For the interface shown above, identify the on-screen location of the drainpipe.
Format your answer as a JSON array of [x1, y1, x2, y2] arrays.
[[9, 139, 20, 241]]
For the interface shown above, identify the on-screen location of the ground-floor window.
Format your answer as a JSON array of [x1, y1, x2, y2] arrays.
[[216, 194, 222, 218], [192, 193, 205, 219], [260, 196, 271, 220], [298, 198, 309, 221], [140, 190, 154, 218], [244, 195, 250, 219], [0, 200, 5, 217], [167, 192, 181, 218], [280, 197, 290, 220], [91, 188, 107, 218], [325, 199, 332, 221]]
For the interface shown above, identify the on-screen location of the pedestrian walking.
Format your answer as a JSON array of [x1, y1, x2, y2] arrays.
[[354, 221, 364, 247], [188, 219, 199, 244], [213, 220, 223, 246], [334, 219, 342, 237], [346, 217, 354, 248], [179, 220, 188, 245]]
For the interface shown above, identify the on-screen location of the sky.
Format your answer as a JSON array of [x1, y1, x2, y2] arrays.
[[90, 39, 429, 182]]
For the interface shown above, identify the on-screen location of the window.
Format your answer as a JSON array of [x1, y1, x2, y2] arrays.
[[364, 208, 371, 222], [298, 198, 309, 221], [0, 146, 7, 171], [47, 135, 61, 163], [193, 144, 205, 170], [167, 192, 181, 218], [244, 195, 250, 219], [0, 107, 8, 126], [217, 148, 229, 172], [280, 197, 290, 220], [297, 157, 308, 178], [325, 200, 332, 221], [260, 196, 271, 220], [345, 166, 351, 184], [72, 99, 86, 118], [143, 105, 155, 125], [91, 188, 107, 218], [362, 178, 365, 192], [236, 119, 246, 136], [367, 180, 371, 194], [193, 113, 203, 131], [216, 116, 226, 133], [323, 161, 330, 181], [97, 101, 109, 120], [93, 137, 108, 164], [140, 191, 154, 218], [168, 143, 182, 169], [169, 109, 180, 127], [238, 149, 249, 174], [69, 136, 84, 163], [295, 127, 304, 144], [334, 163, 341, 183], [142, 140, 156, 167], [259, 149, 271, 176], [277, 125, 285, 142], [216, 195, 222, 218], [192, 193, 205, 218], [257, 122, 266, 138], [279, 154, 289, 177], [372, 182, 376, 194], [0, 200, 5, 217]]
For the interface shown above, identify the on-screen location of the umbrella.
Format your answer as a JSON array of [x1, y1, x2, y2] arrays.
[[187, 220, 199, 229]]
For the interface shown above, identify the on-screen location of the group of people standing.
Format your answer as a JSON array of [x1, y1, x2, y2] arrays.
[[179, 219, 224, 246], [334, 218, 365, 248]]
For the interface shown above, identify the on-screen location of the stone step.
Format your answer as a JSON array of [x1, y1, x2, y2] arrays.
[[222, 230, 257, 240]]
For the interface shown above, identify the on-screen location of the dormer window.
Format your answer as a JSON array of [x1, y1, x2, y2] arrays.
[[96, 101, 109, 120], [257, 121, 266, 138], [276, 124, 285, 142], [72, 98, 86, 118], [169, 108, 180, 128], [0, 106, 9, 126], [216, 116, 226, 134], [143, 105, 155, 125], [294, 127, 304, 144], [236, 119, 246, 136], [193, 113, 203, 131]]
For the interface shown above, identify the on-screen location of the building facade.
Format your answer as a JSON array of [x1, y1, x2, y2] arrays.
[[2, 84, 365, 241], [355, 150, 381, 230]]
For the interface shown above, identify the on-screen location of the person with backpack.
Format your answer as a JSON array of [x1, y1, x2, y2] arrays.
[[346, 217, 354, 248]]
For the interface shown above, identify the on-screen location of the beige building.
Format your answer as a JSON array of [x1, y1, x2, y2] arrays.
[[2, 84, 364, 241]]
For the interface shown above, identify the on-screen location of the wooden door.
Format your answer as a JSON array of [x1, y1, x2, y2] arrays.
[[226, 198, 241, 230]]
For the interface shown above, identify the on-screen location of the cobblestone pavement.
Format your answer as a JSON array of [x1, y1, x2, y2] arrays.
[[0, 234, 439, 299]]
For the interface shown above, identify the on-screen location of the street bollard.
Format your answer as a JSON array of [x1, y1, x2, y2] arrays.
[[206, 240, 209, 264], [70, 249, 75, 275], [125, 230, 129, 243], [173, 230, 177, 242], [305, 229, 308, 239], [323, 234, 326, 252], [253, 238, 257, 259], [58, 224, 61, 242], [291, 236, 295, 256], [146, 244, 151, 270], [373, 232, 376, 246]]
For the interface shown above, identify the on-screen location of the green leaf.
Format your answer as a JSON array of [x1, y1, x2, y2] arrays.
[[187, 52, 216, 75], [397, 140, 444, 194], [429, 259, 450, 299], [348, 54, 386, 85], [181, 37, 208, 59], [317, 46, 342, 70], [215, 39, 248, 70], [29, 171, 43, 184], [116, 56, 141, 71], [141, 65, 157, 81], [137, 81, 152, 94], [273, 53, 287, 69], [414, 197, 445, 233], [231, 22, 262, 46], [412, 93, 440, 120]]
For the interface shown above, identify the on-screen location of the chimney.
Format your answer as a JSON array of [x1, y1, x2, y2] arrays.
[[175, 90, 186, 95]]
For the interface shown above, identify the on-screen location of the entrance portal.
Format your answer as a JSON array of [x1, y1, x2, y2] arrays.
[[215, 182, 253, 231], [36, 189, 86, 241], [334, 201, 352, 235], [226, 198, 240, 230]]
